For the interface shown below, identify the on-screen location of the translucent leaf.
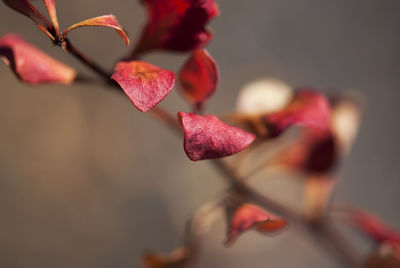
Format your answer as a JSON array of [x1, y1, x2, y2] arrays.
[[43, 0, 59, 35], [64, 15, 130, 46]]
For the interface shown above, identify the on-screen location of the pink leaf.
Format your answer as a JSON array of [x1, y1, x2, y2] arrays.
[[112, 61, 175, 112], [225, 203, 288, 246], [178, 112, 255, 161], [0, 34, 76, 85], [135, 0, 219, 53], [64, 15, 130, 46], [350, 210, 400, 244], [265, 89, 331, 137], [178, 49, 218, 110]]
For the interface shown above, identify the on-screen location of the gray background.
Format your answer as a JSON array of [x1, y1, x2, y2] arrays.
[[0, 0, 399, 267]]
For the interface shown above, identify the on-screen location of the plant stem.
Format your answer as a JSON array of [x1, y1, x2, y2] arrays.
[[63, 39, 360, 268]]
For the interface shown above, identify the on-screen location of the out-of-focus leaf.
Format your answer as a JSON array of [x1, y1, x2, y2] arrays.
[[43, 0, 59, 35], [142, 247, 190, 268], [265, 89, 331, 138], [0, 34, 76, 84], [134, 0, 219, 54], [236, 78, 293, 115], [64, 15, 130, 46], [178, 49, 218, 111], [112, 60, 175, 112], [2, 0, 54, 38], [178, 112, 255, 161], [225, 202, 288, 246], [350, 210, 400, 244]]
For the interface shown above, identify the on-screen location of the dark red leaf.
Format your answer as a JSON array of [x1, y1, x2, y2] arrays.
[[364, 243, 400, 268], [64, 15, 130, 46], [0, 34, 76, 84], [265, 89, 331, 137], [2, 0, 54, 39], [142, 247, 190, 268], [135, 0, 219, 53], [112, 61, 175, 112], [178, 49, 218, 110], [178, 112, 255, 161], [350, 210, 400, 244], [225, 203, 288, 246]]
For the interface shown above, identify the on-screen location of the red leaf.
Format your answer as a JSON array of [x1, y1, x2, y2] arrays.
[[112, 61, 175, 112], [135, 0, 219, 53], [225, 203, 288, 246], [0, 34, 76, 84], [43, 0, 59, 35], [350, 210, 400, 244], [178, 112, 255, 161], [2, 0, 54, 39], [142, 247, 190, 268], [265, 89, 331, 137], [178, 49, 218, 110], [64, 15, 130, 46]]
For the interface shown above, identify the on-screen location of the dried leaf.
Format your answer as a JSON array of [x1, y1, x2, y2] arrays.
[[135, 0, 219, 53], [178, 49, 218, 110], [64, 15, 129, 46], [112, 60, 175, 112], [2, 0, 54, 38], [178, 112, 255, 161], [142, 247, 190, 268], [0, 34, 76, 84], [225, 203, 288, 246]]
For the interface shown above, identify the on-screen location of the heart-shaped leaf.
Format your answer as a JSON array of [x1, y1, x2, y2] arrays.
[[2, 0, 54, 39], [225, 203, 288, 246], [134, 0, 219, 54], [64, 15, 129, 46], [0, 34, 76, 84], [178, 112, 255, 161], [112, 61, 175, 112], [178, 49, 218, 111]]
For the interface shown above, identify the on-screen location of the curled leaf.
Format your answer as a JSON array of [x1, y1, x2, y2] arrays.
[[64, 15, 130, 46], [2, 0, 54, 39], [134, 0, 219, 54], [142, 247, 190, 268], [178, 112, 255, 161], [178, 49, 219, 111], [0, 34, 76, 84], [112, 61, 175, 112], [225, 202, 288, 246]]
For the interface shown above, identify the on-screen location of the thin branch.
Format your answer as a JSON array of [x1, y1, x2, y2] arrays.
[[61, 39, 360, 268]]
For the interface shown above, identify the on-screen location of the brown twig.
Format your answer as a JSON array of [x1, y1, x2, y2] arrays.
[[62, 38, 360, 268]]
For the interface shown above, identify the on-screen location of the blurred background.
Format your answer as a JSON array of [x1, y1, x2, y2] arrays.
[[0, 0, 399, 267]]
